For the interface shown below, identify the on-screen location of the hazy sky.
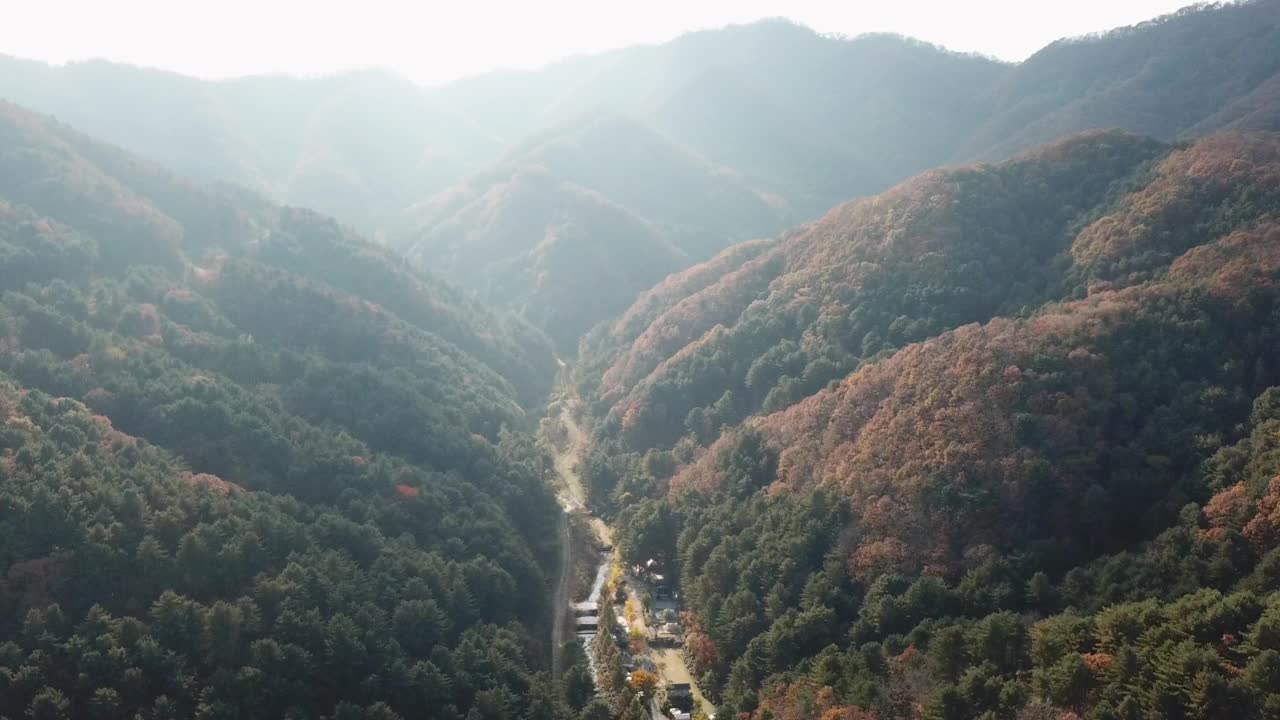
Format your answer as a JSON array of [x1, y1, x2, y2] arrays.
[[5, 0, 1199, 86]]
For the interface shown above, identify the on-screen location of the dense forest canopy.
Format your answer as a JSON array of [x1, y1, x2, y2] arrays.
[[584, 130, 1280, 718], [1, 1, 1277, 347], [0, 102, 568, 719]]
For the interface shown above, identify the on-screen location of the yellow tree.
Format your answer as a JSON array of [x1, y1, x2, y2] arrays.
[[629, 669, 658, 698]]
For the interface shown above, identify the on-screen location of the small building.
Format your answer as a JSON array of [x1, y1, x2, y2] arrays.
[[574, 616, 599, 633], [668, 683, 693, 711]]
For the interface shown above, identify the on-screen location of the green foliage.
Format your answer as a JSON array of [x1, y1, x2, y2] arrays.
[[0, 103, 568, 719]]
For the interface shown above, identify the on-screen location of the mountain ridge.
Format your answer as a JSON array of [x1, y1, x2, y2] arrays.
[[5, 3, 1277, 349]]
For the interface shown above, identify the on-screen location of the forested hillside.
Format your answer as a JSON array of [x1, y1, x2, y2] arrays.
[[578, 130, 1174, 452], [0, 101, 571, 719], [588, 130, 1280, 719], [959, 0, 1280, 161], [396, 113, 789, 348]]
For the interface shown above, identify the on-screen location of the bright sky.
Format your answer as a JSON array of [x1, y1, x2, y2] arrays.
[[4, 0, 1200, 86]]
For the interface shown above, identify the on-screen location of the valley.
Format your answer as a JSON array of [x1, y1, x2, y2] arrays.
[[1, 2, 1280, 719], [544, 380, 714, 718]]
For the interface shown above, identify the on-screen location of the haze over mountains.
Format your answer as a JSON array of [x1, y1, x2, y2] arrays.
[[2, 0, 1278, 347], [3, 1, 1280, 719]]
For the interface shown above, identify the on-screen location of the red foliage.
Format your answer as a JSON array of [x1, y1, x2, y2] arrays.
[[1203, 483, 1250, 532], [1073, 135, 1280, 272], [848, 539, 911, 582], [686, 634, 718, 673], [1243, 476, 1280, 550], [1082, 652, 1113, 676], [752, 679, 880, 720], [1170, 224, 1280, 301], [394, 483, 422, 498], [667, 218, 1280, 577], [600, 250, 782, 410], [893, 644, 923, 668]]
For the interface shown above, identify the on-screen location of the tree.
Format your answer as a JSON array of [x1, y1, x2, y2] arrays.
[[620, 696, 648, 720], [27, 688, 70, 720], [577, 699, 611, 720], [562, 662, 595, 711], [1036, 654, 1090, 710], [525, 673, 567, 720], [89, 688, 123, 720], [930, 626, 969, 682], [628, 670, 658, 699]]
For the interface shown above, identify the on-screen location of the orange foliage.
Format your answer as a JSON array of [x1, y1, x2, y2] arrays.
[[1203, 483, 1250, 531], [1082, 652, 1113, 675], [185, 472, 242, 496], [601, 247, 780, 408], [394, 483, 421, 498], [1243, 477, 1280, 549], [848, 539, 911, 582], [819, 708, 878, 720], [893, 644, 923, 668], [628, 669, 657, 695], [752, 679, 879, 720], [681, 611, 719, 671], [1073, 135, 1280, 272], [731, 216, 1280, 574], [605, 239, 776, 343], [1170, 224, 1280, 300]]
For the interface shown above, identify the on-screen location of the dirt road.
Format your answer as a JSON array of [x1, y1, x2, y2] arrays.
[[548, 388, 610, 677], [550, 395, 611, 546], [626, 581, 716, 717], [546, 385, 711, 716], [653, 648, 715, 716], [551, 511, 572, 677]]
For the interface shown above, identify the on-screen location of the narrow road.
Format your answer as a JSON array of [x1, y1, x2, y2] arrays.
[[545, 382, 711, 717], [654, 648, 715, 716], [547, 387, 610, 678], [626, 580, 716, 717], [551, 510, 571, 678], [550, 393, 611, 545]]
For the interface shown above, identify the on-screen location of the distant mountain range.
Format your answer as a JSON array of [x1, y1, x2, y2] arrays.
[[2, 2, 1277, 347]]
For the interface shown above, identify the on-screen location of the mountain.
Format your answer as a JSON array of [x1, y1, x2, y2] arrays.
[[2, 3, 1280, 718], [431, 22, 1008, 216], [959, 0, 1280, 161], [0, 59, 498, 237], [0, 100, 568, 719], [396, 112, 790, 348], [585, 130, 1280, 719], [579, 130, 1174, 450], [4, 3, 1279, 350]]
